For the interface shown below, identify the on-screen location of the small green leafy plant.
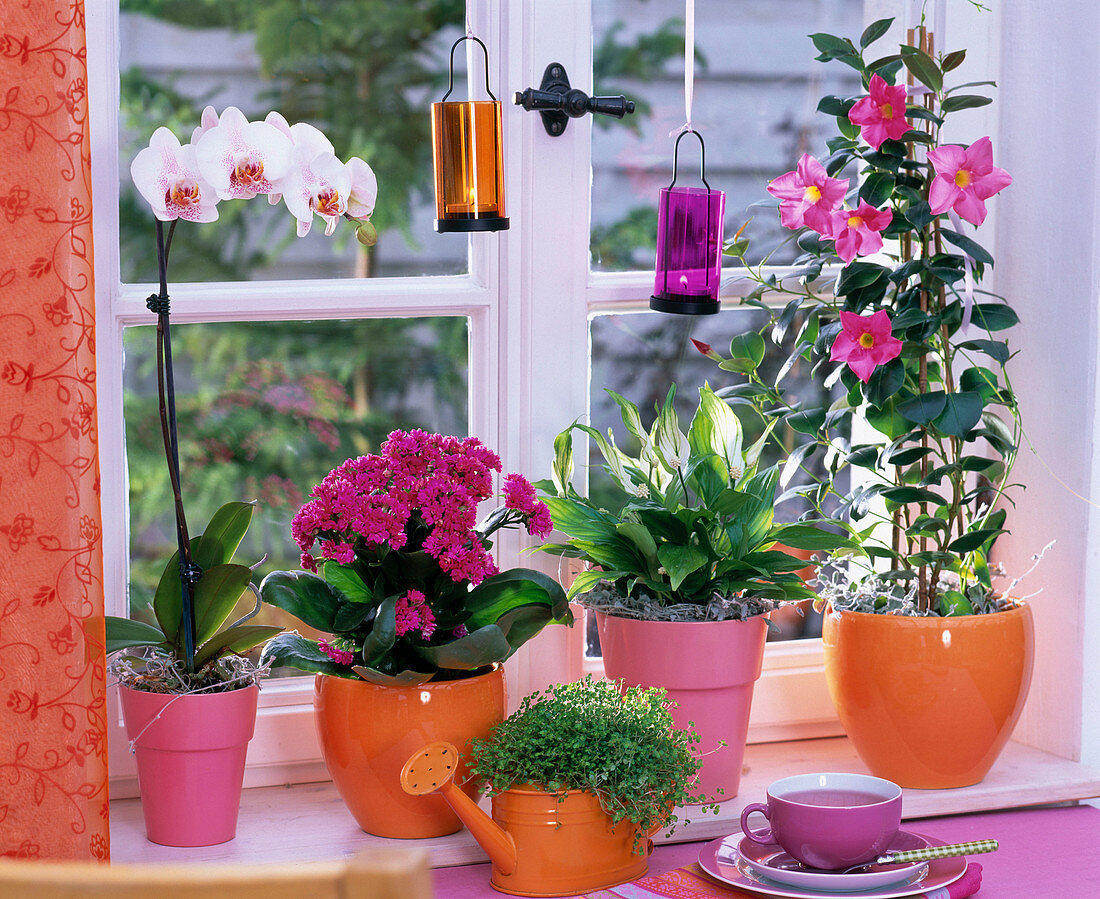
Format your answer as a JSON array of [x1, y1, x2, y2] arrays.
[[538, 384, 853, 620], [106, 501, 282, 692], [468, 676, 712, 851]]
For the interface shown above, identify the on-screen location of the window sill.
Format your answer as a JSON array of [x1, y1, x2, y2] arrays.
[[109, 736, 1100, 866]]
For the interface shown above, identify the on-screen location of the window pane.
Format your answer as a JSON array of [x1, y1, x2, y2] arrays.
[[119, 2, 468, 282], [123, 317, 469, 674], [586, 309, 845, 649], [591, 0, 864, 272]]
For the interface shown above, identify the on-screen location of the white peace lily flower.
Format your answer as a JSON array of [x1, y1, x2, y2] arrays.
[[345, 157, 378, 220], [130, 127, 219, 223], [654, 415, 687, 471], [194, 106, 293, 201]]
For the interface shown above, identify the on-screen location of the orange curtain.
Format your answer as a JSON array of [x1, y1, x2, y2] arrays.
[[0, 1, 109, 860]]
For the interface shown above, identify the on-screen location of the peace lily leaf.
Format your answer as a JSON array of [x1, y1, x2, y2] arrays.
[[552, 428, 575, 495], [769, 524, 851, 552], [657, 543, 709, 591], [105, 616, 167, 655], [605, 389, 647, 444], [541, 496, 620, 542], [192, 563, 254, 646], [259, 570, 347, 633], [260, 632, 352, 678], [567, 569, 624, 599]]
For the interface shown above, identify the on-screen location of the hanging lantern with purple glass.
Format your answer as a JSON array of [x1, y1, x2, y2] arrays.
[[431, 35, 508, 234], [650, 129, 725, 315]]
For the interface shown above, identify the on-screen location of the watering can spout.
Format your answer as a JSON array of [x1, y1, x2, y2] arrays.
[[401, 742, 517, 875]]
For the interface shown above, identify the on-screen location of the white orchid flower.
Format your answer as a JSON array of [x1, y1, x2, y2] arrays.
[[281, 146, 352, 237], [130, 127, 219, 223], [194, 106, 293, 201], [190, 105, 219, 145], [345, 157, 378, 220], [262, 111, 295, 204]]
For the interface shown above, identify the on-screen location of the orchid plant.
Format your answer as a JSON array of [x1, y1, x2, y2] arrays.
[[116, 106, 378, 684], [707, 19, 1020, 617], [259, 429, 572, 684], [537, 385, 853, 621]]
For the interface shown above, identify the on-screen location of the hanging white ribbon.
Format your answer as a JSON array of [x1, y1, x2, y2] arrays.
[[670, 0, 696, 136], [947, 209, 976, 334]]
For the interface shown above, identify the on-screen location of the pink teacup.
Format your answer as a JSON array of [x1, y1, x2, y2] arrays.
[[739, 772, 902, 870]]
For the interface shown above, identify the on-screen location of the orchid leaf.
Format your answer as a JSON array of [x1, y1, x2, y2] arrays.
[[192, 563, 253, 645], [194, 624, 282, 668], [105, 616, 167, 655]]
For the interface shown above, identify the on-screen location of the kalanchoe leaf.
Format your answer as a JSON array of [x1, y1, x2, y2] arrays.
[[361, 595, 397, 665], [351, 665, 433, 686], [260, 570, 348, 633], [323, 561, 374, 605], [260, 632, 354, 678]]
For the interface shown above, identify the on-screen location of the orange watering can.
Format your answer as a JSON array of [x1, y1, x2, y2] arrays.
[[401, 742, 653, 897]]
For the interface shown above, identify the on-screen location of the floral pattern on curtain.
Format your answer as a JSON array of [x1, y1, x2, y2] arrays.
[[0, 0, 109, 860]]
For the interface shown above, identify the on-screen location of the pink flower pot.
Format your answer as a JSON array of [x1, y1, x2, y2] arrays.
[[120, 684, 258, 846], [596, 613, 767, 801]]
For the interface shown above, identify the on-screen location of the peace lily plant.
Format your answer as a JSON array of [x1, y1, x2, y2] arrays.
[[707, 17, 1021, 617], [538, 384, 853, 621], [108, 106, 378, 691]]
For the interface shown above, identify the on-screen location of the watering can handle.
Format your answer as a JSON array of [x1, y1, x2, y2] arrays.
[[401, 742, 517, 876]]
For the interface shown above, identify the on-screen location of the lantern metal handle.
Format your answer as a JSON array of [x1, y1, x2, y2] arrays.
[[441, 35, 498, 103], [668, 129, 711, 191]]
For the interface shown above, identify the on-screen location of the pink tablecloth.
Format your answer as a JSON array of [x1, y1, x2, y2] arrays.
[[431, 803, 1099, 897]]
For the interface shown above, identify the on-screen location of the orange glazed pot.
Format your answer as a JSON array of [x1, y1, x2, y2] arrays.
[[314, 667, 505, 838], [822, 603, 1034, 789]]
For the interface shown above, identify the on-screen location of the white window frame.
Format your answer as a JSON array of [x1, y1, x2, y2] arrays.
[[90, 0, 1098, 796]]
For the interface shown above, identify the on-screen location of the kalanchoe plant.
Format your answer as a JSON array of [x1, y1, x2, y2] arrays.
[[537, 384, 853, 621], [259, 429, 572, 684], [469, 675, 714, 852], [106, 502, 282, 691], [712, 18, 1020, 616], [120, 106, 376, 680]]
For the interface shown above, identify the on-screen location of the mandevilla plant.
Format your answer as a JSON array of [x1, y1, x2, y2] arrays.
[[711, 18, 1020, 616], [538, 384, 853, 621]]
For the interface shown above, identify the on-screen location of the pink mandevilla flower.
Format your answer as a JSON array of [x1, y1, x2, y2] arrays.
[[130, 127, 219, 223], [194, 106, 293, 201], [830, 310, 904, 383], [848, 74, 910, 150], [830, 200, 893, 264], [927, 136, 1012, 226], [767, 154, 849, 235]]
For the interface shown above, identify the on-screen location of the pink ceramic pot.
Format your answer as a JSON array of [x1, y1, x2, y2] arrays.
[[120, 684, 258, 846], [596, 613, 768, 801]]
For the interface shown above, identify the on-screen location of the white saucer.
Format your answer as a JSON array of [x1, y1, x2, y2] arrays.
[[736, 831, 930, 892]]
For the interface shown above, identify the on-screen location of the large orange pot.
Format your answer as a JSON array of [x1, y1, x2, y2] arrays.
[[314, 667, 505, 838], [822, 603, 1034, 788]]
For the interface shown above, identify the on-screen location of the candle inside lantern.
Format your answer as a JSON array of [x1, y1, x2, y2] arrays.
[[651, 185, 725, 314], [432, 100, 507, 230]]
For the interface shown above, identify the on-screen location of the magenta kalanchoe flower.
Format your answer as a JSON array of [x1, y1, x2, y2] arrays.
[[927, 136, 1012, 226], [830, 310, 904, 383], [318, 639, 355, 666], [829, 200, 893, 264], [394, 589, 436, 640], [766, 153, 849, 234], [848, 74, 911, 150], [503, 472, 538, 515]]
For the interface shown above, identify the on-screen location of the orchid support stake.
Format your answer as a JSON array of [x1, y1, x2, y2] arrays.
[[150, 218, 200, 673]]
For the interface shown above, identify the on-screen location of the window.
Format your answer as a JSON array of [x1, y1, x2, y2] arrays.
[[95, 1, 1045, 791]]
